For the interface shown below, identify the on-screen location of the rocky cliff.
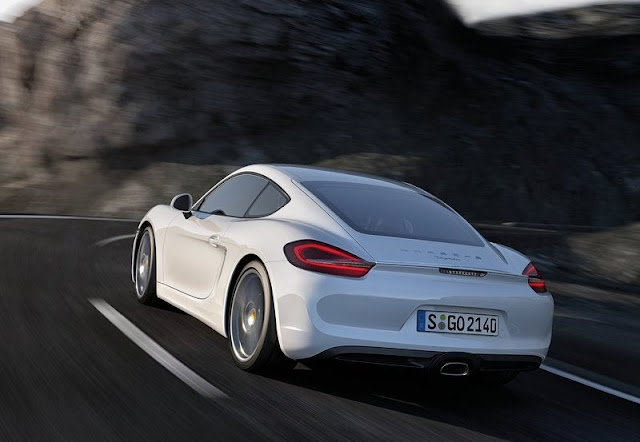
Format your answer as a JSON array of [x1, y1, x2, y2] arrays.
[[0, 0, 638, 224]]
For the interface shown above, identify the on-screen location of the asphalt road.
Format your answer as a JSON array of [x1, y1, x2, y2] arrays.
[[0, 218, 638, 441]]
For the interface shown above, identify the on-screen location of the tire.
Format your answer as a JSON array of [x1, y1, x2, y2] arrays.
[[134, 227, 157, 305], [475, 371, 519, 386], [228, 260, 295, 373]]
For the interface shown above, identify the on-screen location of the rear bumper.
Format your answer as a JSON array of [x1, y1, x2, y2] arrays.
[[304, 346, 542, 373], [267, 261, 554, 361]]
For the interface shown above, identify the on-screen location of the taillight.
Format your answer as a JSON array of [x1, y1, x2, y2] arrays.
[[284, 240, 374, 277], [523, 262, 547, 293]]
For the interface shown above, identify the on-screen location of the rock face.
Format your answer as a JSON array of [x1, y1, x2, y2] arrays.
[[473, 4, 640, 38], [567, 223, 640, 287], [0, 0, 638, 223]]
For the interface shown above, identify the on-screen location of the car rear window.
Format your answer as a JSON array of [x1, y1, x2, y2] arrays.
[[302, 181, 484, 246]]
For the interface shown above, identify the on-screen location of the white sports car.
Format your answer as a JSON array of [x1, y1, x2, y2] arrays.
[[132, 164, 553, 383]]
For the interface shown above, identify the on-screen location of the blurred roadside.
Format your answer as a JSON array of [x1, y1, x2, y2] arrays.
[[479, 222, 640, 290], [479, 221, 640, 385], [0, 1, 638, 287]]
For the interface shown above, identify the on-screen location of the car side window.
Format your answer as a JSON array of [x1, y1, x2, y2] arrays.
[[245, 183, 289, 217], [198, 174, 268, 217]]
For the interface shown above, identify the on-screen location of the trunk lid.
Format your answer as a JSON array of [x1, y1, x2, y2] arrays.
[[351, 233, 511, 274]]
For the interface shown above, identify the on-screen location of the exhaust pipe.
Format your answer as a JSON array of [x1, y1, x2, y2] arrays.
[[440, 362, 470, 377]]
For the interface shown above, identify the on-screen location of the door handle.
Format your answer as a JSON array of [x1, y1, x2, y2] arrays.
[[208, 235, 220, 247]]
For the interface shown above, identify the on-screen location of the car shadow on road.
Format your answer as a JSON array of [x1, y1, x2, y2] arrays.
[[270, 365, 540, 441], [147, 299, 188, 315]]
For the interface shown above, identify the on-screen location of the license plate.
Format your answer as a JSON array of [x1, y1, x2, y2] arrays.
[[417, 310, 498, 336]]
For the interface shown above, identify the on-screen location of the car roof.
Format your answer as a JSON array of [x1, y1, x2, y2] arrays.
[[250, 164, 417, 191]]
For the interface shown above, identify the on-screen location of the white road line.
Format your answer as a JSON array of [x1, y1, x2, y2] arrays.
[[0, 214, 137, 222], [541, 362, 640, 405], [94, 234, 136, 247], [89, 299, 228, 399]]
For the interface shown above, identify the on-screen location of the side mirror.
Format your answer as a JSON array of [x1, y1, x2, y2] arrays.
[[170, 193, 193, 214]]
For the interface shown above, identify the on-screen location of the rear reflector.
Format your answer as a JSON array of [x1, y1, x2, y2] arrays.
[[284, 240, 374, 277], [523, 262, 547, 293]]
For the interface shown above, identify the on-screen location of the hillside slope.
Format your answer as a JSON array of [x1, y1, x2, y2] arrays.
[[0, 0, 638, 223]]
